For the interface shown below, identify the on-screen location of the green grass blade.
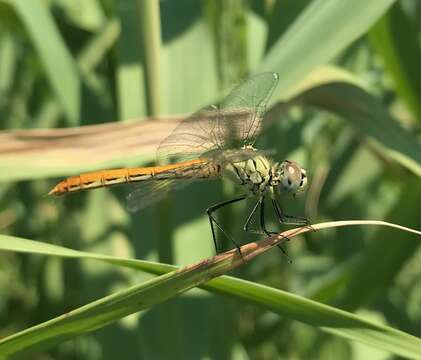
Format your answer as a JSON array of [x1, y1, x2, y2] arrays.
[[265, 0, 309, 52], [115, 0, 147, 120], [369, 2, 421, 121], [33, 18, 121, 128], [11, 0, 80, 122], [296, 81, 421, 176], [260, 0, 396, 100], [337, 179, 421, 310], [204, 278, 421, 360], [139, 0, 162, 115], [0, 220, 420, 358], [0, 33, 15, 96]]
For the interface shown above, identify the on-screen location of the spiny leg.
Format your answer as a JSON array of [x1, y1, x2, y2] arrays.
[[272, 198, 315, 251], [260, 197, 291, 262], [206, 194, 247, 254], [242, 196, 291, 261], [243, 197, 263, 234], [243, 196, 288, 236], [259, 196, 274, 236], [272, 198, 309, 226]]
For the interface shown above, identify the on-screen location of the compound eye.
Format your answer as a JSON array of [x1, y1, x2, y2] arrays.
[[298, 170, 308, 191], [277, 160, 308, 194]]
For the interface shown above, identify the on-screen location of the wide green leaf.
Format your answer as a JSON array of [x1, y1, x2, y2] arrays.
[[260, 0, 396, 100], [369, 2, 421, 121], [296, 81, 421, 176]]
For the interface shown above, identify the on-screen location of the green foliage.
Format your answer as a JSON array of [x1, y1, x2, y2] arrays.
[[0, 0, 420, 359]]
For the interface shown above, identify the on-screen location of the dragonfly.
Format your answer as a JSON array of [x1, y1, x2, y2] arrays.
[[49, 72, 309, 254]]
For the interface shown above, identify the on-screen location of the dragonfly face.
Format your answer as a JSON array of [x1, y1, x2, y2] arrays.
[[274, 160, 308, 196]]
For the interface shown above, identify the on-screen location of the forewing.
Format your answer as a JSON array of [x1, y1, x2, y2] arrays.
[[157, 105, 224, 163], [157, 72, 279, 163], [219, 72, 279, 148]]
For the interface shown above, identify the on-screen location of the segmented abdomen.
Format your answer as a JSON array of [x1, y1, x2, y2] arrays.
[[49, 159, 220, 195]]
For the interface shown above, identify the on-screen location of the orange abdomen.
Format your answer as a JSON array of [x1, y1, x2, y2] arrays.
[[48, 159, 219, 196]]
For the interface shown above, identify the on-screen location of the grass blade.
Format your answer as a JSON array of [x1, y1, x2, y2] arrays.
[[11, 0, 80, 122], [0, 220, 420, 358], [369, 3, 421, 121], [260, 0, 396, 100], [296, 82, 421, 176]]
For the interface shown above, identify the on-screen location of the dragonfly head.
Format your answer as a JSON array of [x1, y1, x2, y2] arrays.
[[272, 160, 308, 196]]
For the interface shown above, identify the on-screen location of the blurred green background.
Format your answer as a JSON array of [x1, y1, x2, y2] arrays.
[[1, 0, 421, 359]]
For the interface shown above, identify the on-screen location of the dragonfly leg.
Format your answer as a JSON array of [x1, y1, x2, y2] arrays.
[[243, 197, 288, 233], [272, 197, 315, 242], [272, 198, 309, 226], [206, 194, 247, 255], [243, 196, 286, 234], [243, 197, 263, 234], [260, 197, 291, 263], [260, 196, 275, 236], [243, 196, 277, 235], [242, 197, 291, 261]]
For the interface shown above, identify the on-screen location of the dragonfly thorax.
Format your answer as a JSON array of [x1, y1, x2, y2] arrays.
[[223, 156, 307, 197]]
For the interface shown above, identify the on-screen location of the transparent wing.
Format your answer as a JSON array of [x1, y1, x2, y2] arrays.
[[157, 72, 279, 163], [126, 179, 192, 213], [157, 105, 222, 163], [219, 72, 279, 149]]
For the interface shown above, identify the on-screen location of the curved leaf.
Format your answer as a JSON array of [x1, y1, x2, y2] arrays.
[[296, 81, 421, 176], [260, 0, 396, 100]]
